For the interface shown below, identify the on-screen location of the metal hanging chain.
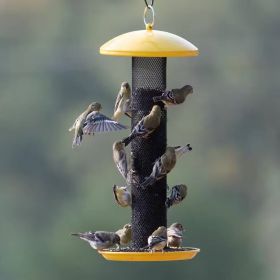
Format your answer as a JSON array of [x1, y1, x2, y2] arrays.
[[144, 0, 154, 8]]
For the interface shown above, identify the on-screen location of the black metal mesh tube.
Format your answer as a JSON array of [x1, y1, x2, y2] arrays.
[[130, 57, 167, 249]]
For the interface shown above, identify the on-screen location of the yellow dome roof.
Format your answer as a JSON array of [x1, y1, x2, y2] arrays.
[[100, 29, 199, 57]]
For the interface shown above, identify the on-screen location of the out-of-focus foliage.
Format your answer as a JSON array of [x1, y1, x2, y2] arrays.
[[0, 0, 279, 279]]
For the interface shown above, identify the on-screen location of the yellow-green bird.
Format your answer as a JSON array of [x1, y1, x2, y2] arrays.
[[140, 145, 192, 189], [112, 141, 128, 180], [113, 185, 131, 207], [122, 105, 161, 146], [166, 184, 188, 208], [71, 230, 120, 250], [153, 85, 193, 106], [147, 226, 167, 252], [112, 82, 131, 122], [69, 102, 102, 148], [115, 224, 132, 246]]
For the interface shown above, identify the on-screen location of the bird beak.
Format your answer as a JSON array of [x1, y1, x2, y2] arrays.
[[71, 233, 84, 238]]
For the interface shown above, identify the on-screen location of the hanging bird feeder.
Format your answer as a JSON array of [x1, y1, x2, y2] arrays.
[[98, 1, 200, 262]]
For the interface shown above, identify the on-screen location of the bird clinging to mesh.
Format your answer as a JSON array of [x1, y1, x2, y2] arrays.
[[112, 81, 131, 122], [166, 184, 188, 208], [113, 185, 131, 207], [139, 144, 192, 189], [122, 105, 161, 146], [112, 141, 128, 180], [153, 85, 193, 106]]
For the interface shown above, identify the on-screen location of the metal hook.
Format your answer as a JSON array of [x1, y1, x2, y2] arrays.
[[143, 5, 155, 29], [144, 0, 154, 8]]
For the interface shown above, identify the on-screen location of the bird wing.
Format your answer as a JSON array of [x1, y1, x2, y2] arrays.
[[167, 229, 183, 238], [114, 91, 123, 113], [84, 112, 127, 134], [148, 235, 166, 247]]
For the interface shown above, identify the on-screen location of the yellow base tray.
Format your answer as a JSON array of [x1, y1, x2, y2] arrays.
[[98, 247, 200, 262]]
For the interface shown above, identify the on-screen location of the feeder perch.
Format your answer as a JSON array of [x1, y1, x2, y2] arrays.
[[99, 4, 199, 262]]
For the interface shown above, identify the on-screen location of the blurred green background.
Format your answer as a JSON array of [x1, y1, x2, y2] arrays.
[[0, 0, 279, 279]]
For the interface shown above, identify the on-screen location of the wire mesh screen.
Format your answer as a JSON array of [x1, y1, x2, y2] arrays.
[[130, 57, 167, 249]]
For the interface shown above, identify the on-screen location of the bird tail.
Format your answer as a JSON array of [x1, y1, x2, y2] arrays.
[[153, 95, 163, 102], [122, 134, 136, 147], [112, 185, 119, 204], [165, 198, 173, 208], [174, 144, 192, 158], [72, 135, 82, 148], [139, 176, 156, 189]]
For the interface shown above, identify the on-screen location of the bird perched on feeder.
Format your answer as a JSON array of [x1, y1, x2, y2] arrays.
[[153, 85, 193, 106], [71, 231, 120, 250], [139, 145, 192, 189], [166, 184, 188, 208], [113, 185, 131, 207], [83, 107, 127, 136], [112, 81, 131, 122], [167, 223, 184, 248], [69, 102, 101, 148], [122, 105, 161, 146], [116, 224, 132, 246], [112, 141, 128, 180], [146, 226, 167, 252]]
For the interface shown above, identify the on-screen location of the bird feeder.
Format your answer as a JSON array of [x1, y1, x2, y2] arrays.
[[99, 2, 200, 262]]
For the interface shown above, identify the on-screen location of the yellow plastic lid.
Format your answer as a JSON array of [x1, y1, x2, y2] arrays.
[[100, 29, 199, 57]]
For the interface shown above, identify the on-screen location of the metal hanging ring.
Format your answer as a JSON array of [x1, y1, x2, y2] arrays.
[[144, 5, 155, 28], [144, 0, 154, 8]]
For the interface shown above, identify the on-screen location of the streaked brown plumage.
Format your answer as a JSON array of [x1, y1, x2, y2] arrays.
[[153, 85, 193, 106], [122, 105, 161, 146], [112, 141, 128, 180], [167, 223, 184, 248], [147, 226, 167, 252]]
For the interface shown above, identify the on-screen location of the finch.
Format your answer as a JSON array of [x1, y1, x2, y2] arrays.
[[112, 141, 128, 180], [140, 145, 192, 189], [153, 85, 193, 106], [115, 224, 132, 246], [71, 231, 120, 250], [122, 105, 161, 146], [69, 102, 101, 148], [166, 184, 188, 208], [113, 185, 131, 207], [147, 226, 167, 252], [167, 223, 184, 248], [112, 82, 131, 122]]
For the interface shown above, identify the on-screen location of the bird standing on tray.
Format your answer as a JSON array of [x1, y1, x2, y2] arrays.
[[112, 82, 131, 122], [115, 224, 132, 246], [112, 141, 128, 180], [122, 105, 161, 146], [147, 226, 167, 252], [69, 102, 101, 148], [167, 223, 184, 248], [113, 185, 131, 207], [71, 231, 120, 250], [153, 85, 193, 106], [139, 144, 192, 189], [166, 184, 188, 208]]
